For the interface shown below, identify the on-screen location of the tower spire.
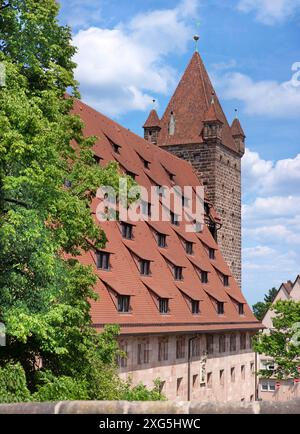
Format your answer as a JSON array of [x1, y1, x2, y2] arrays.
[[193, 34, 199, 52]]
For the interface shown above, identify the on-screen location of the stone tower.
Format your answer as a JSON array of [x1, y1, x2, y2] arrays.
[[143, 51, 245, 286]]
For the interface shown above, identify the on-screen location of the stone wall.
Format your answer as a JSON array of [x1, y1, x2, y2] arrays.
[[163, 142, 242, 286], [0, 399, 299, 414]]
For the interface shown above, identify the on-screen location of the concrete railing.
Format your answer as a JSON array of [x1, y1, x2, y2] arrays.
[[0, 399, 299, 414]]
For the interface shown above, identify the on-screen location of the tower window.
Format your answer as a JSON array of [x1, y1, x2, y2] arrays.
[[157, 233, 166, 248], [117, 295, 130, 313], [217, 301, 224, 315], [209, 248, 215, 260], [201, 270, 208, 284], [140, 260, 150, 276], [121, 222, 133, 240], [191, 300, 200, 314], [186, 241, 194, 255], [96, 251, 110, 270], [174, 266, 183, 281], [159, 298, 169, 314]]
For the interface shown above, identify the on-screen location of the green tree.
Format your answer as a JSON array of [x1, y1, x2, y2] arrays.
[[253, 287, 278, 320], [0, 0, 144, 401], [253, 300, 300, 380]]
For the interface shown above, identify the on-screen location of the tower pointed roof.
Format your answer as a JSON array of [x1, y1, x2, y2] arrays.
[[231, 117, 245, 138], [157, 51, 238, 153], [143, 109, 161, 129], [204, 99, 223, 123]]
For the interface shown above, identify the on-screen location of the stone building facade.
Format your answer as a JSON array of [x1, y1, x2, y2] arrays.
[[118, 331, 257, 402]]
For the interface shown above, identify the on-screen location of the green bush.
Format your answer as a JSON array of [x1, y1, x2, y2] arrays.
[[32, 372, 89, 401], [0, 363, 31, 403]]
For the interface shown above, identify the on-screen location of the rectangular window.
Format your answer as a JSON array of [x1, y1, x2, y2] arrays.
[[121, 222, 133, 239], [140, 260, 150, 276], [176, 337, 186, 359], [206, 334, 214, 355], [241, 365, 246, 380], [209, 248, 215, 260], [230, 334, 236, 352], [96, 251, 110, 270], [223, 275, 229, 287], [193, 374, 198, 388], [219, 335, 226, 353], [117, 295, 130, 313], [231, 367, 235, 383], [238, 303, 244, 315], [219, 370, 224, 387], [142, 201, 151, 217], [186, 241, 194, 255], [261, 381, 276, 392], [157, 233, 166, 248], [192, 338, 201, 358], [201, 270, 208, 284], [176, 377, 183, 396], [191, 300, 200, 314], [117, 342, 128, 368], [240, 333, 247, 350], [137, 341, 150, 365], [158, 338, 168, 362], [159, 298, 169, 314], [170, 211, 179, 226], [174, 266, 183, 280], [217, 301, 224, 315], [207, 372, 212, 389], [250, 395, 254, 402]]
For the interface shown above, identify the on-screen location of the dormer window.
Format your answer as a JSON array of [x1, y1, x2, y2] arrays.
[[96, 251, 110, 270], [140, 260, 150, 276], [217, 301, 224, 315], [157, 233, 166, 248], [174, 266, 183, 281], [201, 270, 208, 284], [121, 222, 133, 240], [118, 295, 130, 313], [170, 211, 179, 226], [191, 300, 200, 314], [126, 170, 136, 180], [186, 241, 194, 255], [223, 275, 229, 287], [238, 303, 244, 315], [168, 111, 176, 136], [93, 154, 101, 164], [112, 143, 120, 154], [159, 298, 169, 314], [209, 248, 215, 260]]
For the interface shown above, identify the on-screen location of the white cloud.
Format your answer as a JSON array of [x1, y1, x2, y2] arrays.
[[237, 0, 300, 25], [218, 70, 300, 118], [73, 0, 198, 116], [59, 0, 103, 29], [243, 245, 276, 258], [242, 148, 300, 196]]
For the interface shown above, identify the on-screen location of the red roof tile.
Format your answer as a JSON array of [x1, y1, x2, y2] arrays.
[[71, 98, 261, 334], [155, 52, 238, 153]]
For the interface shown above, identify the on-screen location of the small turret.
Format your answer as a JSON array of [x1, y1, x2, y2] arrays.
[[203, 96, 223, 143], [231, 112, 245, 157], [143, 109, 161, 145]]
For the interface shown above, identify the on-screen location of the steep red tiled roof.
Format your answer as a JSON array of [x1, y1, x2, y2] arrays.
[[143, 109, 161, 128], [231, 118, 245, 138], [72, 98, 260, 335], [155, 52, 238, 153], [282, 280, 293, 294]]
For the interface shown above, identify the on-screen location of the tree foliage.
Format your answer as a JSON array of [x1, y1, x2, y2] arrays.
[[253, 300, 300, 380], [0, 0, 158, 402], [253, 287, 278, 321]]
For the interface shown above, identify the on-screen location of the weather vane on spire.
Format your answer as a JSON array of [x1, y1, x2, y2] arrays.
[[193, 20, 201, 52], [235, 108, 238, 119]]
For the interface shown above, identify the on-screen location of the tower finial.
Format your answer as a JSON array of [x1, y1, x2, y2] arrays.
[[211, 91, 215, 105], [193, 34, 199, 52], [235, 108, 238, 119]]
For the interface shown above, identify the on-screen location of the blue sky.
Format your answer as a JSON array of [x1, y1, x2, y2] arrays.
[[58, 0, 300, 306]]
